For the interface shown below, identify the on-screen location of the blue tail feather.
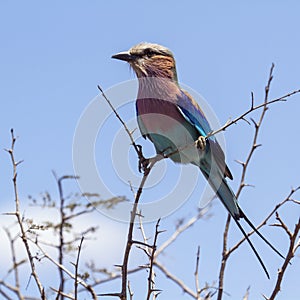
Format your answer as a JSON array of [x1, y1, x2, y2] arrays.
[[200, 166, 284, 278]]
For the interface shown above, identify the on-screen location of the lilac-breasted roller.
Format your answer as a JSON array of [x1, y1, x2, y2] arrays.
[[112, 42, 283, 277]]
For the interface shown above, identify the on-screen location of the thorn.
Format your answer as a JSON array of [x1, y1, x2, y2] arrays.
[[235, 159, 245, 166], [224, 118, 232, 126], [241, 183, 255, 188], [97, 84, 104, 93], [2, 212, 17, 216], [16, 160, 24, 166], [251, 92, 255, 109], [130, 128, 137, 135]]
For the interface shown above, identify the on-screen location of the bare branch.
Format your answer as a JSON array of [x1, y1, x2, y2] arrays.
[[97, 84, 161, 300], [154, 261, 197, 299], [155, 208, 209, 258], [146, 219, 161, 300], [0, 279, 23, 300], [268, 218, 300, 300], [52, 173, 79, 299], [217, 64, 275, 300], [49, 288, 74, 300], [3, 227, 24, 300], [5, 129, 45, 299], [98, 85, 146, 164], [242, 286, 250, 300], [227, 186, 300, 256], [274, 212, 292, 238], [27, 237, 97, 300], [194, 246, 201, 300], [206, 75, 300, 138]]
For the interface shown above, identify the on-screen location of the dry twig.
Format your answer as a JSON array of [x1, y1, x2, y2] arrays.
[[267, 217, 300, 300], [5, 129, 45, 299], [194, 246, 201, 300], [52, 173, 79, 298], [74, 236, 84, 300], [146, 219, 162, 300]]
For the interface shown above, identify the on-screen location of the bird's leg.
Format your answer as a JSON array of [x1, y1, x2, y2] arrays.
[[196, 135, 206, 150]]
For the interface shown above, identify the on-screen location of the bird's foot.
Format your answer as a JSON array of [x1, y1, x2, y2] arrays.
[[196, 136, 206, 150], [138, 153, 164, 175], [138, 156, 150, 174], [137, 144, 148, 173]]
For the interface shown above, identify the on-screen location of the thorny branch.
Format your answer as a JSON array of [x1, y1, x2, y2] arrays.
[[3, 227, 25, 300], [154, 208, 210, 259], [52, 173, 79, 299], [217, 65, 300, 300], [217, 64, 275, 300], [228, 186, 300, 256], [266, 216, 300, 300], [27, 236, 97, 299], [4, 129, 45, 299], [146, 219, 162, 300], [98, 171, 153, 300], [97, 85, 146, 169], [3, 133, 100, 299], [206, 86, 300, 139], [98, 86, 162, 300]]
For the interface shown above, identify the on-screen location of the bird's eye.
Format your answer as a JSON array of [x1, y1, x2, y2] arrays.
[[144, 48, 156, 58]]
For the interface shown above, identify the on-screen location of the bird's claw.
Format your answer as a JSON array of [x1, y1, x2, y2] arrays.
[[138, 154, 165, 175], [196, 136, 206, 150], [136, 144, 149, 173], [137, 144, 165, 174], [138, 156, 150, 174]]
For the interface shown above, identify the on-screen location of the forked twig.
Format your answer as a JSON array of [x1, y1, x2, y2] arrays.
[[206, 86, 300, 139], [228, 186, 300, 256], [267, 217, 300, 300]]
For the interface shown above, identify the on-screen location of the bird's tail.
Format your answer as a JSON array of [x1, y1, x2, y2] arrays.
[[201, 169, 284, 278]]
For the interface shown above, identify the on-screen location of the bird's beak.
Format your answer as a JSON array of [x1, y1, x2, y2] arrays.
[[111, 51, 134, 62]]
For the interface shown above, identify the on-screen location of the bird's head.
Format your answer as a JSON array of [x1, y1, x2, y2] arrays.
[[112, 42, 178, 82]]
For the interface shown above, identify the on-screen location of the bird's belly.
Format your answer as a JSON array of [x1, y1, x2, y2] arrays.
[[137, 98, 203, 164]]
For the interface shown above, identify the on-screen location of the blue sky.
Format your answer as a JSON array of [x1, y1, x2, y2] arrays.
[[1, 1, 300, 299]]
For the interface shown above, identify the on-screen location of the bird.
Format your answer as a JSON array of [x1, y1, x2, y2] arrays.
[[112, 42, 284, 278]]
